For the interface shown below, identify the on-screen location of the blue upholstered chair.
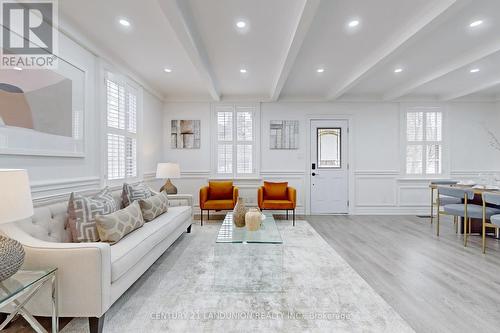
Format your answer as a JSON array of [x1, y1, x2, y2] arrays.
[[437, 187, 498, 247], [481, 193, 500, 253], [430, 180, 460, 225]]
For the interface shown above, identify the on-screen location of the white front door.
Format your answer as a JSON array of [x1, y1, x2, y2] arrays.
[[310, 120, 349, 214]]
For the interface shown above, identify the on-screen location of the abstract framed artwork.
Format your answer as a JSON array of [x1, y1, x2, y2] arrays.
[[171, 120, 201, 149], [0, 55, 85, 157], [270, 120, 299, 149]]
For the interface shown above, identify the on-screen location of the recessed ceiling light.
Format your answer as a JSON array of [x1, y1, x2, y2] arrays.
[[236, 21, 246, 29], [13, 66, 22, 71], [470, 68, 480, 73], [348, 20, 360, 28], [394, 68, 403, 73], [469, 20, 483, 28], [119, 18, 131, 27], [240, 68, 247, 73], [164, 68, 172, 73], [316, 68, 325, 73]]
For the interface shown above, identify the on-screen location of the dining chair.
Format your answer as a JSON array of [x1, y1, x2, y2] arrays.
[[430, 180, 459, 224], [481, 192, 500, 253], [438, 187, 481, 246]]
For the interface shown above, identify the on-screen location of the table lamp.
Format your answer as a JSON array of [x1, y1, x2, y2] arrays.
[[0, 169, 33, 281], [156, 163, 181, 194]]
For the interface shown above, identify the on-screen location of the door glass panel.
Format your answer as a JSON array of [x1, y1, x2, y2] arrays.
[[317, 128, 341, 168]]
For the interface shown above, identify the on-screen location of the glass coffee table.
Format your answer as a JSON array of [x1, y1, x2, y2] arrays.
[[214, 212, 283, 292]]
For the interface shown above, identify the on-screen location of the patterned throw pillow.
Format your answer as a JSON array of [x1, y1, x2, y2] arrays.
[[139, 191, 169, 222], [67, 187, 118, 242], [96, 201, 145, 244], [122, 182, 153, 207]]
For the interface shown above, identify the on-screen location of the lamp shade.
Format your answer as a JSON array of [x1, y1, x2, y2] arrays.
[[156, 163, 181, 179], [0, 169, 33, 224]]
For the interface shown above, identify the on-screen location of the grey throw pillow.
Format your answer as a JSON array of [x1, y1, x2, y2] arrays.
[[122, 182, 153, 207], [67, 187, 118, 242], [96, 201, 145, 244], [139, 191, 169, 222]]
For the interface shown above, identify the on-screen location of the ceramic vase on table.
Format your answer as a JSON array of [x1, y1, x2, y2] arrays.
[[245, 208, 262, 231], [233, 197, 247, 227]]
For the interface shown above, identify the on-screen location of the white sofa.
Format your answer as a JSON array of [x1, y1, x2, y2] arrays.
[[0, 190, 193, 333]]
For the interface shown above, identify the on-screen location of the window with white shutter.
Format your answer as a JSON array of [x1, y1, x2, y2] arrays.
[[105, 72, 140, 182], [213, 104, 258, 178], [404, 106, 443, 175]]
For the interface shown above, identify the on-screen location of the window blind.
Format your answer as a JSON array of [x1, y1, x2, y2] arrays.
[[215, 105, 256, 177], [106, 74, 138, 181], [405, 107, 442, 175]]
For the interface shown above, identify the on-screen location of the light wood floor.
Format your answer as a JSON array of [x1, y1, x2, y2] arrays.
[[308, 214, 500, 333]]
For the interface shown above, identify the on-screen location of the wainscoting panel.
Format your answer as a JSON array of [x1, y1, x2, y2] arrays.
[[354, 172, 398, 207], [31, 176, 101, 206], [398, 186, 430, 207]]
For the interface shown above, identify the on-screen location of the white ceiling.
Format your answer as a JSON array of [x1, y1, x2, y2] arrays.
[[60, 0, 500, 102]]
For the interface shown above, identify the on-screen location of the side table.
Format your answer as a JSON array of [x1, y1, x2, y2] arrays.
[[0, 268, 58, 333]]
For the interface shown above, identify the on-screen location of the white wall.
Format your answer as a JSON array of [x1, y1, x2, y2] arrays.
[[0, 24, 165, 204], [163, 101, 500, 215]]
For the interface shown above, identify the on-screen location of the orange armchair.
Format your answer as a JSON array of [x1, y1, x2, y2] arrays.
[[199, 181, 238, 225], [258, 181, 297, 226]]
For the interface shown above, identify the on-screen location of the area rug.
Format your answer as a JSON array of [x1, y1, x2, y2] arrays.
[[61, 221, 414, 333]]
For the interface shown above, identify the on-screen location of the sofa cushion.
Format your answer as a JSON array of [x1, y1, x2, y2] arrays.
[[109, 206, 191, 282], [264, 181, 288, 200], [96, 201, 145, 244], [208, 181, 233, 200], [122, 182, 153, 207], [203, 199, 234, 210], [67, 187, 118, 242], [139, 191, 169, 222], [261, 200, 294, 210]]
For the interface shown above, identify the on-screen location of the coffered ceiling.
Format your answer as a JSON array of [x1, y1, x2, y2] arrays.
[[60, 0, 500, 102]]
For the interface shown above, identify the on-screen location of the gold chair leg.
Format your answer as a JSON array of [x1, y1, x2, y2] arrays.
[[482, 221, 486, 254], [482, 201, 487, 254], [464, 196, 468, 247], [436, 210, 440, 236], [464, 217, 468, 246], [430, 188, 434, 224]]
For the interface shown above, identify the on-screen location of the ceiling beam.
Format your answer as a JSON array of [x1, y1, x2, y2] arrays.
[[270, 0, 320, 101], [157, 0, 220, 101], [440, 79, 500, 101], [325, 0, 459, 101], [385, 42, 500, 101]]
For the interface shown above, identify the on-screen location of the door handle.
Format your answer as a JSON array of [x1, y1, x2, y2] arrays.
[[312, 172, 316, 176]]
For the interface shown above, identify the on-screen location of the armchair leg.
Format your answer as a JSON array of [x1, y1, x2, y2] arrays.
[[286, 210, 289, 220], [207, 210, 210, 222], [201, 210, 203, 226], [293, 209, 295, 226], [89, 314, 105, 333]]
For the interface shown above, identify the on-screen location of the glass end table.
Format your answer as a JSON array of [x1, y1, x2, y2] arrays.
[[0, 268, 58, 333]]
